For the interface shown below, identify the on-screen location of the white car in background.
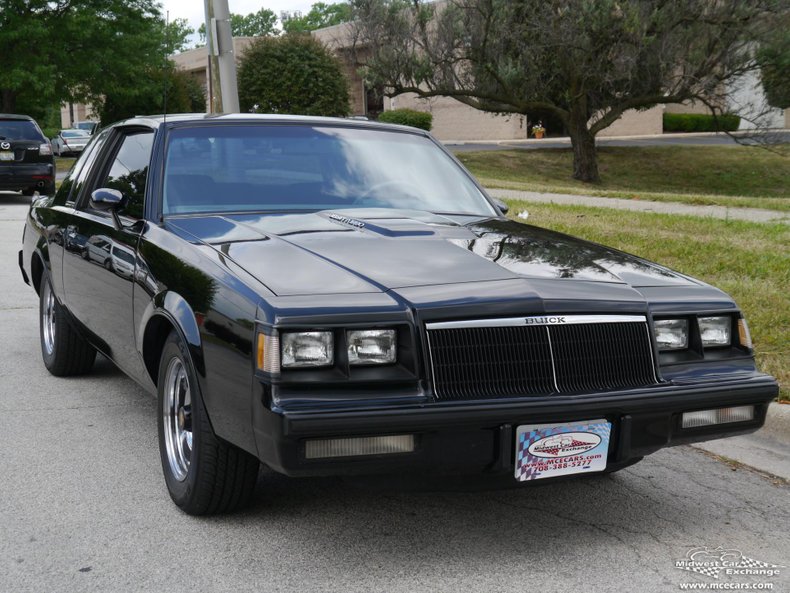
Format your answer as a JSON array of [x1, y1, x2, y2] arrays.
[[109, 243, 135, 279], [51, 129, 91, 156], [73, 121, 99, 135]]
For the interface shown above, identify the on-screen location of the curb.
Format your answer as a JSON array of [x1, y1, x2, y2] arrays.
[[442, 129, 790, 146], [487, 188, 790, 225]]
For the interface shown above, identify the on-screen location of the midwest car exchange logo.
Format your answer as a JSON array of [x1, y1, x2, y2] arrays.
[[675, 546, 783, 580]]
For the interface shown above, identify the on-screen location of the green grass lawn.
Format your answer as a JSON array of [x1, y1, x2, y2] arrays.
[[504, 200, 790, 400], [55, 156, 76, 172], [459, 145, 790, 211]]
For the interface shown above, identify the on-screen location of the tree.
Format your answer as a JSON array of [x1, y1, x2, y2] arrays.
[[198, 8, 279, 41], [0, 0, 191, 118], [99, 65, 206, 125], [238, 34, 350, 116], [758, 27, 790, 109], [281, 2, 352, 33], [94, 15, 197, 124], [352, 0, 785, 182]]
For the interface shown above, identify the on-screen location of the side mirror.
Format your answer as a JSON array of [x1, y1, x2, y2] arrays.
[[493, 198, 509, 214], [90, 188, 125, 230]]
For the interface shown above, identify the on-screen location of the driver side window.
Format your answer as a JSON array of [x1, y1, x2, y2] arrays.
[[98, 131, 154, 220]]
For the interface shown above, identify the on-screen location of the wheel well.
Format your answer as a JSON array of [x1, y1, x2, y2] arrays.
[[142, 315, 176, 387], [31, 253, 44, 295]]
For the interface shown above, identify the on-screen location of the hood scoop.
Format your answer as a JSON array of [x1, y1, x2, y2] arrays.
[[326, 215, 437, 238]]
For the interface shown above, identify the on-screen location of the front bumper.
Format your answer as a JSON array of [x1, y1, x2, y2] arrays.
[[252, 374, 778, 479]]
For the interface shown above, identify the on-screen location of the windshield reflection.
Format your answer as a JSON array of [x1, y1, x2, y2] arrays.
[[163, 125, 496, 217]]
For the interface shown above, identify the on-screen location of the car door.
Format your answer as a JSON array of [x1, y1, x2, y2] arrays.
[[61, 127, 155, 380]]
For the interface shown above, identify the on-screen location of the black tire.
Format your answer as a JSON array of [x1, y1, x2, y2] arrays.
[[157, 331, 259, 515], [39, 273, 96, 376], [22, 188, 35, 197]]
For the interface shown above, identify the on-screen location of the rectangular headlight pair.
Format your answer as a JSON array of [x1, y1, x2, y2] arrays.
[[257, 329, 397, 371], [653, 316, 734, 351]]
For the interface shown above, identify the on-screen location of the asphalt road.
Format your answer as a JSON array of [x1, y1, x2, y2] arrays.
[[1, 193, 788, 593], [448, 130, 790, 152]]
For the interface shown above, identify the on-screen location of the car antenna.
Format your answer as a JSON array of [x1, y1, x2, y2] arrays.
[[158, 10, 170, 225], [163, 10, 169, 125]]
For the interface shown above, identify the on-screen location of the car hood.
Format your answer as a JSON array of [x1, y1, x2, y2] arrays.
[[167, 209, 697, 296]]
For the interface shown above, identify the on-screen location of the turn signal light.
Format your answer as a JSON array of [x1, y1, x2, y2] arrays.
[[681, 406, 754, 429], [737, 318, 753, 349], [304, 435, 416, 459], [256, 331, 280, 374]]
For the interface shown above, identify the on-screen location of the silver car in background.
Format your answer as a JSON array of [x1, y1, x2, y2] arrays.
[[51, 129, 91, 156]]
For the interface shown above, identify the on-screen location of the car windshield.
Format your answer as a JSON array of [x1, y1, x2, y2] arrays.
[[163, 124, 496, 217], [62, 130, 89, 138], [0, 119, 43, 141], [112, 247, 134, 264]]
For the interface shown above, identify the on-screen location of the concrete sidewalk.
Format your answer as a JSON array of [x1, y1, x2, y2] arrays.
[[693, 403, 790, 482], [488, 187, 790, 224], [447, 129, 790, 149]]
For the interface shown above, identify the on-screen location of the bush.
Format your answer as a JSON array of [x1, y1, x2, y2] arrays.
[[377, 109, 432, 131], [238, 34, 350, 117], [41, 127, 59, 140], [663, 113, 741, 133]]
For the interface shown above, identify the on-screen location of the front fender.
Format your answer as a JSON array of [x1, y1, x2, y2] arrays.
[[139, 290, 205, 378]]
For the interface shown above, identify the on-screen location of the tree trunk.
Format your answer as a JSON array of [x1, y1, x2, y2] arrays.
[[567, 111, 599, 182], [1, 89, 17, 113]]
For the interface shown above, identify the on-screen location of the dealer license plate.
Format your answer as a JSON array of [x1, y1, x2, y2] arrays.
[[515, 419, 611, 481], [0, 151, 13, 161]]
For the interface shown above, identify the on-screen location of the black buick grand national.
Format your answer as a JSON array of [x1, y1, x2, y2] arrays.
[[19, 114, 778, 514]]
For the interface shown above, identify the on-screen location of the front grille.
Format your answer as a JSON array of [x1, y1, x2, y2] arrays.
[[427, 316, 657, 400]]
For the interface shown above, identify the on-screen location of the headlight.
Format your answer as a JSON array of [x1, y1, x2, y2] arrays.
[[654, 319, 688, 351], [698, 316, 731, 347], [281, 331, 334, 368], [347, 329, 397, 365]]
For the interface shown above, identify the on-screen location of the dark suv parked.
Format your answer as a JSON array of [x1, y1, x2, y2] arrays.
[[0, 114, 55, 195]]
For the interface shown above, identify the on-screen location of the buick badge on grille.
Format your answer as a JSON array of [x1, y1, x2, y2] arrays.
[[525, 316, 566, 325]]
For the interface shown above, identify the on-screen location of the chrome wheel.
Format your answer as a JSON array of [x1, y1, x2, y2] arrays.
[[163, 357, 193, 482], [42, 281, 56, 356]]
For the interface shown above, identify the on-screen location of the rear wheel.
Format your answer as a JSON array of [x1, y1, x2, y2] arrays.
[[39, 273, 96, 376], [157, 331, 259, 515]]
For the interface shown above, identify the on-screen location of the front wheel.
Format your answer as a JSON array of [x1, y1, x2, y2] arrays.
[[157, 331, 259, 515], [39, 273, 96, 376]]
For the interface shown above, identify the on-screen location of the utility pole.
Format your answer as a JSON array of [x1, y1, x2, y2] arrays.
[[204, 0, 240, 113]]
